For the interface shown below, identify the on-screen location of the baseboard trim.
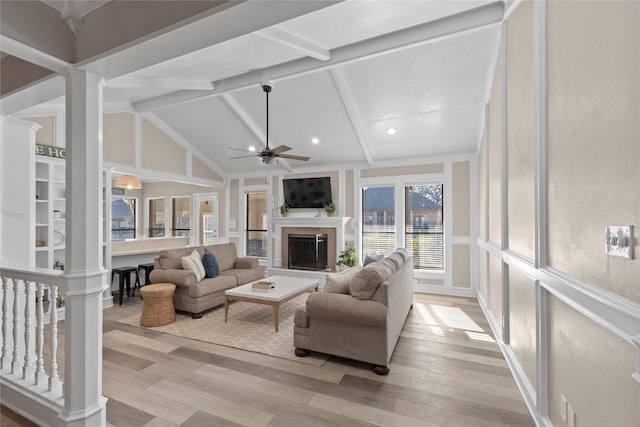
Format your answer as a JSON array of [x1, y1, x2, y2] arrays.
[[478, 295, 549, 427]]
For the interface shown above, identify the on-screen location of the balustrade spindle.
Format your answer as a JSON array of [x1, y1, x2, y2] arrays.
[[35, 283, 45, 385], [1, 277, 10, 370], [12, 278, 23, 374], [48, 285, 60, 391], [23, 281, 35, 380]]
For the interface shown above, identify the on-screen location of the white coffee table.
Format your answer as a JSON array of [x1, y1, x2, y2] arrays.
[[224, 275, 319, 332]]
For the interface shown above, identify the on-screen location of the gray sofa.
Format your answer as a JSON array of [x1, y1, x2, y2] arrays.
[[149, 242, 265, 318], [293, 248, 413, 375]]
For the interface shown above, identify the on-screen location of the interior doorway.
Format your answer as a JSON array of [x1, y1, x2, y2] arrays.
[[194, 193, 218, 246]]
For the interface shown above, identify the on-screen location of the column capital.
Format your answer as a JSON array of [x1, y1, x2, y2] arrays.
[[60, 67, 105, 86]]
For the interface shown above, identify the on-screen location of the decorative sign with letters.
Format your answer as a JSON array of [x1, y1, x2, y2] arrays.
[[36, 143, 67, 159]]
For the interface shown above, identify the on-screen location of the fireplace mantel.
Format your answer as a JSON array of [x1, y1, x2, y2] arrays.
[[271, 216, 350, 228], [271, 216, 351, 269]]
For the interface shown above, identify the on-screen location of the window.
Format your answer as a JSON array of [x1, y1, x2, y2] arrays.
[[148, 198, 165, 237], [195, 194, 218, 246], [362, 186, 397, 255], [202, 214, 216, 245], [246, 192, 267, 257], [111, 197, 136, 240], [361, 182, 444, 271], [404, 184, 443, 270], [172, 196, 191, 238]]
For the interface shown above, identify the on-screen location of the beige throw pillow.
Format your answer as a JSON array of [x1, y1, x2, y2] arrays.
[[386, 253, 403, 270], [158, 255, 183, 270], [324, 266, 362, 294], [181, 249, 205, 281], [394, 248, 409, 262], [349, 261, 394, 300]]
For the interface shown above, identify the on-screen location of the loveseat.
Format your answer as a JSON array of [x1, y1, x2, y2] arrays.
[[293, 248, 413, 375], [149, 242, 265, 318]]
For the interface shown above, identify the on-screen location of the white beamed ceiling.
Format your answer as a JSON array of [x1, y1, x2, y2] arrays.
[[2, 0, 504, 176]]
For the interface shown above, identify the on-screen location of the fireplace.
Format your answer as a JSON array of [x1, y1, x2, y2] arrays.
[[271, 216, 350, 272], [288, 234, 328, 271]]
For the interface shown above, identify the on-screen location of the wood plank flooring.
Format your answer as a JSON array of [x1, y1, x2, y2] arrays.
[[2, 293, 535, 427]]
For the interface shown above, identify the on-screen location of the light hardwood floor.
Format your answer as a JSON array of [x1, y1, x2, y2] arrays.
[[2, 293, 535, 427]]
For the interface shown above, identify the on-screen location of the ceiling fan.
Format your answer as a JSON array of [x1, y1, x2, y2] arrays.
[[229, 84, 310, 165]]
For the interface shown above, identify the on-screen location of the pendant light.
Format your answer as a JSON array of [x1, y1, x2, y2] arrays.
[[114, 174, 142, 190]]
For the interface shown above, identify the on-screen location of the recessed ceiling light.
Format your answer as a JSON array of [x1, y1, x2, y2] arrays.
[[248, 146, 256, 152], [311, 137, 320, 144], [387, 127, 397, 135]]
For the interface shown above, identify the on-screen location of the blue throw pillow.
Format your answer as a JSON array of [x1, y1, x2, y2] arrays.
[[202, 252, 219, 278], [363, 253, 384, 266]]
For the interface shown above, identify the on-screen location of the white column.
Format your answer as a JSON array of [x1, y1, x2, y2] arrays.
[[59, 69, 107, 426]]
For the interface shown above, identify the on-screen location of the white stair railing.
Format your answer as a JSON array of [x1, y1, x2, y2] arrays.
[[0, 267, 67, 424]]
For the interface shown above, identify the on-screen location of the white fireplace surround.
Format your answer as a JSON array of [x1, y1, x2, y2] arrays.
[[271, 216, 350, 269]]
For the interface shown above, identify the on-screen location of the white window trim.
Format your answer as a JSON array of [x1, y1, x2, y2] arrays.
[[358, 172, 449, 281], [170, 194, 191, 242], [146, 196, 166, 238], [111, 195, 138, 241], [193, 192, 219, 246], [243, 185, 268, 258]]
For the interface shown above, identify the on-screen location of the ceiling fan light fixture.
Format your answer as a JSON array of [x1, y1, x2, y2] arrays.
[[114, 174, 142, 190], [230, 84, 310, 165]]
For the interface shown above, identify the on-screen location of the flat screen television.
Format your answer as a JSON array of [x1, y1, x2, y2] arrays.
[[282, 177, 332, 209]]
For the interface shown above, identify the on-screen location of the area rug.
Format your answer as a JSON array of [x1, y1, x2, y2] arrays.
[[117, 293, 328, 366]]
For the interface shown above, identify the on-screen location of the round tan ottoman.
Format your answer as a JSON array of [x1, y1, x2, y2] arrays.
[[139, 283, 176, 327]]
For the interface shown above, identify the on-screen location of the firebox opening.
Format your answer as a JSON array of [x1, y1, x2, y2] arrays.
[[288, 234, 328, 271]]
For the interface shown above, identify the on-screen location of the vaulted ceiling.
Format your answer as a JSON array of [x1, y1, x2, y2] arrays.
[[0, 1, 505, 177]]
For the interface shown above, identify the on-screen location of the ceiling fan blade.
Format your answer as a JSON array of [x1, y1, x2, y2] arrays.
[[271, 145, 292, 155], [229, 154, 258, 159], [278, 153, 310, 161], [228, 147, 253, 153]]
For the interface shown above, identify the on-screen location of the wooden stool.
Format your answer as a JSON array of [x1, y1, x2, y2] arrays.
[[111, 266, 140, 306], [137, 263, 155, 286], [139, 283, 176, 327]]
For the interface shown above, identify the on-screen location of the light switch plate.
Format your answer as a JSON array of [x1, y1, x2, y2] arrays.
[[605, 225, 633, 259]]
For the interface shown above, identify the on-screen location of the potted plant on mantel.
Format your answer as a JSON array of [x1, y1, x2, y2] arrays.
[[336, 245, 358, 271], [324, 201, 336, 217], [279, 203, 289, 217]]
